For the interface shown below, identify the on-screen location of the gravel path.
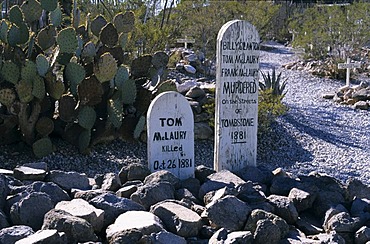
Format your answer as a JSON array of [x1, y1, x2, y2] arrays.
[[1, 43, 369, 186]]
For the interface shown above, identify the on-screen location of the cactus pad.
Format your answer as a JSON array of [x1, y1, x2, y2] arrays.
[[7, 24, 20, 47], [40, 0, 58, 12], [9, 5, 24, 26], [133, 115, 145, 140], [0, 20, 8, 43], [21, 0, 43, 23], [58, 94, 77, 122], [18, 23, 29, 44], [65, 62, 85, 95], [21, 60, 37, 83], [32, 75, 45, 100], [113, 11, 135, 33], [0, 88, 16, 107], [119, 33, 128, 49], [46, 79, 65, 100], [57, 27, 78, 53], [81, 41, 96, 62], [78, 106, 96, 130], [114, 65, 130, 88], [36, 117, 54, 137], [91, 15, 107, 37], [37, 26, 56, 51], [36, 54, 49, 77], [1, 61, 20, 84], [152, 51, 169, 69], [107, 97, 123, 128], [120, 79, 137, 105], [56, 52, 73, 65], [77, 76, 104, 106], [94, 52, 117, 83], [154, 80, 177, 96], [32, 137, 53, 158], [100, 23, 118, 48], [49, 5, 62, 27], [16, 80, 34, 103]]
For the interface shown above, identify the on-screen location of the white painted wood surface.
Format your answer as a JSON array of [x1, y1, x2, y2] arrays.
[[338, 58, 361, 86], [214, 20, 260, 172], [147, 91, 194, 179]]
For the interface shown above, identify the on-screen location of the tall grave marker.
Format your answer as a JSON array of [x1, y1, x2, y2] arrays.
[[147, 91, 194, 179], [214, 20, 260, 171]]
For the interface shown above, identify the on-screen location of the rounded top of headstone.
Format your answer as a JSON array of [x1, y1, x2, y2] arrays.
[[217, 20, 260, 43]]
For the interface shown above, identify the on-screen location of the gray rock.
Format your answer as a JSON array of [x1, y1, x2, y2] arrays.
[[10, 192, 54, 230], [14, 229, 67, 244], [150, 201, 202, 237], [13, 162, 48, 181], [208, 228, 228, 244], [89, 192, 145, 227], [236, 182, 266, 204], [270, 176, 300, 196], [307, 231, 345, 244], [143, 170, 180, 189], [150, 230, 187, 244], [288, 187, 316, 212], [29, 181, 70, 206], [353, 101, 369, 110], [295, 213, 323, 235], [204, 187, 238, 205], [0, 225, 34, 244], [199, 170, 246, 200], [106, 211, 164, 241], [42, 209, 97, 243], [118, 163, 151, 184], [323, 204, 349, 230], [194, 122, 213, 140], [0, 174, 9, 210], [189, 100, 202, 114], [107, 228, 143, 244], [236, 166, 273, 185], [322, 93, 335, 99], [180, 177, 201, 199], [355, 226, 370, 244], [245, 209, 289, 240], [351, 198, 370, 219], [131, 182, 175, 210], [254, 219, 281, 244], [346, 178, 370, 201], [195, 165, 216, 184], [267, 194, 298, 224], [186, 86, 206, 99], [203, 195, 251, 231], [224, 231, 253, 244], [55, 198, 105, 232], [175, 188, 200, 204], [116, 185, 138, 198], [101, 173, 121, 192], [352, 89, 370, 101], [0, 209, 9, 229], [312, 190, 345, 217], [45, 170, 90, 192], [325, 212, 363, 233], [73, 189, 108, 201]]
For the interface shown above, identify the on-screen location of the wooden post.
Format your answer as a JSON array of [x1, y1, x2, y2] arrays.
[[176, 36, 195, 49], [214, 20, 260, 172]]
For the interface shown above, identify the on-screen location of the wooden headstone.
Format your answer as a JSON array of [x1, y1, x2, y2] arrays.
[[147, 91, 194, 179], [338, 57, 361, 86], [214, 20, 260, 171]]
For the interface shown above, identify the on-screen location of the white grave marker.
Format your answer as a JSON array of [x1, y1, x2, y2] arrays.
[[147, 91, 194, 179], [338, 57, 361, 86], [214, 20, 260, 172], [176, 36, 195, 49]]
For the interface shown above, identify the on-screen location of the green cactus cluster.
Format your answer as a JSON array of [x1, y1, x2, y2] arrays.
[[0, 2, 170, 157]]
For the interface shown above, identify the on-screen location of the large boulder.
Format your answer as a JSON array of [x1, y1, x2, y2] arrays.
[[203, 195, 251, 231], [150, 201, 202, 237], [42, 209, 97, 243], [118, 163, 151, 183], [267, 194, 299, 224], [131, 182, 175, 210], [106, 211, 164, 241], [55, 198, 105, 232], [0, 225, 34, 244], [254, 219, 281, 244], [236, 166, 273, 185], [10, 192, 54, 230], [13, 162, 48, 181], [14, 229, 67, 244], [89, 192, 145, 227], [29, 181, 70, 206], [143, 170, 181, 189], [101, 173, 121, 192], [45, 170, 91, 192], [288, 187, 316, 212], [149, 230, 187, 244]]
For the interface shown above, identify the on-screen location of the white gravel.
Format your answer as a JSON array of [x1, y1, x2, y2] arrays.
[[1, 43, 369, 186]]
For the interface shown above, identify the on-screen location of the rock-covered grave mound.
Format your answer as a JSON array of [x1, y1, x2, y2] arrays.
[[1, 162, 370, 243]]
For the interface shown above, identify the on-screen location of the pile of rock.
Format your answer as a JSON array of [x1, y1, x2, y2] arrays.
[[322, 82, 370, 110], [1, 162, 370, 243]]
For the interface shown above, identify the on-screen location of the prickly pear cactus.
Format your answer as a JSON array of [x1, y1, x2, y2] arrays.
[[9, 5, 24, 26], [2, 61, 20, 84], [65, 62, 85, 95], [21, 0, 43, 23], [79, 129, 91, 153], [21, 60, 37, 83], [32, 76, 46, 100], [36, 54, 49, 77], [57, 27, 78, 53], [120, 79, 137, 105], [37, 26, 57, 51], [0, 88, 16, 107], [91, 15, 107, 37], [49, 5, 62, 27], [133, 115, 145, 140], [16, 80, 33, 103], [100, 23, 118, 48], [58, 94, 77, 123], [40, 0, 58, 12], [77, 76, 104, 106], [0, 20, 8, 43], [32, 137, 53, 158], [113, 11, 135, 34], [94, 52, 117, 83], [78, 106, 96, 130], [114, 65, 130, 88], [107, 97, 123, 128], [36, 117, 54, 137]]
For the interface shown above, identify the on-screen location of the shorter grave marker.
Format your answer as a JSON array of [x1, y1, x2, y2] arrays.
[[176, 36, 195, 49], [338, 57, 361, 86], [147, 91, 194, 179]]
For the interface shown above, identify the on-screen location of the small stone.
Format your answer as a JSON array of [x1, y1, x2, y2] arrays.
[[14, 229, 67, 244], [0, 225, 34, 244], [13, 162, 48, 181], [355, 226, 370, 244], [131, 182, 175, 210], [322, 93, 335, 99], [184, 64, 196, 74], [186, 86, 206, 99], [101, 173, 121, 192], [116, 185, 138, 198], [194, 122, 213, 140], [353, 101, 368, 110], [267, 194, 298, 224], [45, 170, 91, 192]]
